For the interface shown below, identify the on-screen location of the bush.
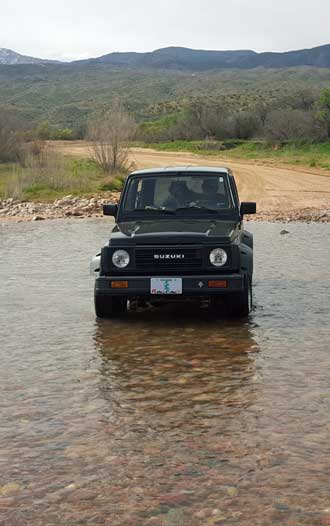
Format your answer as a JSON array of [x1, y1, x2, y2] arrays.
[[36, 121, 52, 140], [52, 128, 75, 140], [0, 113, 24, 163], [138, 115, 178, 143], [230, 111, 260, 140], [264, 110, 325, 141], [99, 175, 126, 192], [196, 141, 226, 151]]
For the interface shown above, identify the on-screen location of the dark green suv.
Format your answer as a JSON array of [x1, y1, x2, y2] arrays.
[[91, 167, 256, 317]]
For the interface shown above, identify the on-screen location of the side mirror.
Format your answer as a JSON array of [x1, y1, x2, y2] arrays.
[[103, 204, 118, 217], [240, 202, 256, 215]]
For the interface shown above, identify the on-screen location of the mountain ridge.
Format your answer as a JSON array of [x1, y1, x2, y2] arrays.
[[0, 48, 59, 65], [2, 43, 330, 69], [76, 44, 330, 70]]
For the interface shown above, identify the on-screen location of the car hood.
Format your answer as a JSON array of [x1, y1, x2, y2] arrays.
[[110, 219, 240, 245]]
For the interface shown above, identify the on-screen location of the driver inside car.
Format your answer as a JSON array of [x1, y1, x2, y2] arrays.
[[163, 181, 192, 209]]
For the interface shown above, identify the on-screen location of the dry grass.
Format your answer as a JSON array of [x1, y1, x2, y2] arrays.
[[2, 144, 99, 200]]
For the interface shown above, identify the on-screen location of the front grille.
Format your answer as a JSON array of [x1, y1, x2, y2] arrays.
[[135, 247, 203, 271]]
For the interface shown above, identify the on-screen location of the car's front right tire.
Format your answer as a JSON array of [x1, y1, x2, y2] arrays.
[[94, 291, 127, 318]]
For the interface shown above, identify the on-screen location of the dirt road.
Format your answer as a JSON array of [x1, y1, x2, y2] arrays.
[[51, 141, 330, 215]]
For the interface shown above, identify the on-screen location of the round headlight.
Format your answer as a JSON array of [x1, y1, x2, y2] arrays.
[[112, 250, 130, 268], [210, 248, 228, 267]]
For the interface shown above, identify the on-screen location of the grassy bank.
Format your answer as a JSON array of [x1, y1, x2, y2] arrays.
[[140, 140, 330, 170], [0, 154, 125, 202]]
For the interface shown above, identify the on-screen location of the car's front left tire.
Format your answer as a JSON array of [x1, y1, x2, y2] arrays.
[[94, 291, 127, 318], [226, 276, 252, 318]]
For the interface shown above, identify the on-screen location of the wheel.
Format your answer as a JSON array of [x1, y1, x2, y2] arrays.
[[226, 276, 252, 318], [94, 292, 127, 318]]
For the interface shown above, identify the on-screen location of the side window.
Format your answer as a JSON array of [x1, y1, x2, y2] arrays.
[[125, 179, 139, 210], [229, 176, 239, 206], [124, 178, 156, 210]]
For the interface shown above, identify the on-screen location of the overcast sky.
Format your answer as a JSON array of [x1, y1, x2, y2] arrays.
[[1, 0, 329, 61]]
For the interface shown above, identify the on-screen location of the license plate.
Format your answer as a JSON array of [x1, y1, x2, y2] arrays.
[[151, 278, 182, 295]]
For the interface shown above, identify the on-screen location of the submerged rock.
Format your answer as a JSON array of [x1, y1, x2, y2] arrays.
[[0, 482, 22, 496]]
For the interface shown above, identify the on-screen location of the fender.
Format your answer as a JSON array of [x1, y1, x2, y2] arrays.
[[239, 230, 253, 275], [90, 253, 101, 276]]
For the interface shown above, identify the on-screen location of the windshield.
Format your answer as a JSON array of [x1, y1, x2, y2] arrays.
[[122, 173, 234, 215]]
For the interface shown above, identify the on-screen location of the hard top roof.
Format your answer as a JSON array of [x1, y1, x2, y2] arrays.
[[129, 166, 231, 177]]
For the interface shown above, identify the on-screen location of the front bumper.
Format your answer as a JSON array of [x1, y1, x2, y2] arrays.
[[95, 274, 244, 297]]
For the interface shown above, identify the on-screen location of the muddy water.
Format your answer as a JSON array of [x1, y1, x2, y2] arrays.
[[1, 219, 330, 526]]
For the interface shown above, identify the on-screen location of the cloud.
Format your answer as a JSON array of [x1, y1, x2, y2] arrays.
[[1, 0, 330, 60]]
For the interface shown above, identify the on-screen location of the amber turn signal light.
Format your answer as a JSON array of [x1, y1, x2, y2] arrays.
[[111, 281, 129, 289], [208, 280, 228, 289]]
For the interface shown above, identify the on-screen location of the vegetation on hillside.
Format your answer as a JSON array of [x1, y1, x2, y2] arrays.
[[138, 89, 330, 143], [1, 62, 330, 133]]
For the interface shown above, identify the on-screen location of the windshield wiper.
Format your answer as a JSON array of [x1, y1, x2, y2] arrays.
[[175, 206, 219, 214], [131, 207, 176, 215]]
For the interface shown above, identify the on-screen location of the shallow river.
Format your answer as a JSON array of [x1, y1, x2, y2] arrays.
[[1, 219, 330, 526]]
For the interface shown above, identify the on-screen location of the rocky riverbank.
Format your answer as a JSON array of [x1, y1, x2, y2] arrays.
[[1, 195, 330, 223], [0, 194, 120, 221], [247, 208, 330, 223]]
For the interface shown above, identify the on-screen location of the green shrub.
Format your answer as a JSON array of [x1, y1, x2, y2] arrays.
[[99, 175, 126, 192], [52, 128, 75, 140]]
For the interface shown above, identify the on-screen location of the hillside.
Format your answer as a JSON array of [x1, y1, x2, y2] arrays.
[[1, 61, 330, 130]]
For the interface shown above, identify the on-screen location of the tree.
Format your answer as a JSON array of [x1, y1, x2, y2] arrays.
[[254, 101, 271, 128], [231, 111, 260, 140], [0, 111, 23, 163], [36, 120, 52, 140], [317, 88, 330, 138], [264, 109, 323, 141], [292, 90, 317, 111], [88, 100, 136, 173]]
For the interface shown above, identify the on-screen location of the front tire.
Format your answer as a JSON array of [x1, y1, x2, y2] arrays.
[[227, 276, 252, 318], [94, 292, 127, 318]]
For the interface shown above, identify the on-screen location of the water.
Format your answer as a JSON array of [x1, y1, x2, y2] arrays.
[[1, 219, 330, 526]]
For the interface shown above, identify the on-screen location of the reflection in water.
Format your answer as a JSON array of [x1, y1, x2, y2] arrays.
[[95, 310, 260, 430]]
